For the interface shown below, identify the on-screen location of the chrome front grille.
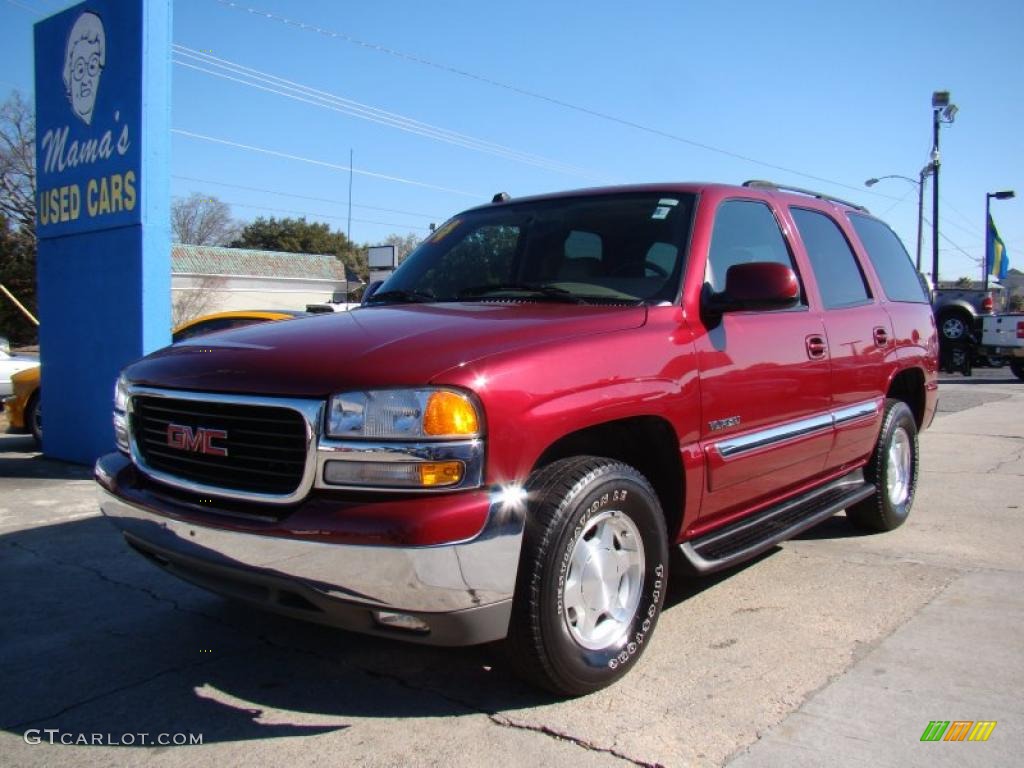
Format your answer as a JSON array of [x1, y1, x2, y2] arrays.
[[131, 393, 314, 498]]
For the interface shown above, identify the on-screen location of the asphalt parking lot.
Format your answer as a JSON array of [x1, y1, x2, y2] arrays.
[[1, 369, 1021, 767]]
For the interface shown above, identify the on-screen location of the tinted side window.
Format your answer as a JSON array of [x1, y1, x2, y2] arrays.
[[848, 214, 929, 303], [707, 200, 803, 303], [790, 208, 871, 308]]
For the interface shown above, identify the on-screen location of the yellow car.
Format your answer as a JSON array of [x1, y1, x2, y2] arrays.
[[3, 310, 304, 445], [4, 364, 40, 442], [170, 309, 306, 343]]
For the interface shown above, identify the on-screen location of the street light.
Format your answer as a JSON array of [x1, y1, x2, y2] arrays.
[[930, 90, 958, 285], [865, 163, 934, 272], [984, 189, 1015, 291]]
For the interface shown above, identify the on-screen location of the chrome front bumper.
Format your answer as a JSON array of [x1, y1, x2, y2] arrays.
[[98, 484, 525, 645]]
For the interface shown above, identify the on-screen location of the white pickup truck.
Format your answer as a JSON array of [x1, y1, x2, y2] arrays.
[[981, 314, 1024, 380]]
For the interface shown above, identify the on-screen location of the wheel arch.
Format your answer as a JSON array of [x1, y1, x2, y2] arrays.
[[532, 416, 685, 542], [933, 299, 976, 320], [886, 367, 926, 428]]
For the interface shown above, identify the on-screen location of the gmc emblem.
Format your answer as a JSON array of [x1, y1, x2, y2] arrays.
[[166, 423, 229, 457]]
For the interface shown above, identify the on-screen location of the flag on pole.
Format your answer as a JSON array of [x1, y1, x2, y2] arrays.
[[987, 213, 1009, 280]]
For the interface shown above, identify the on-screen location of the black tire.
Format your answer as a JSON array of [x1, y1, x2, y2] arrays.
[[846, 400, 918, 532], [506, 456, 668, 696], [26, 392, 41, 446], [1011, 359, 1024, 381], [938, 311, 971, 342]]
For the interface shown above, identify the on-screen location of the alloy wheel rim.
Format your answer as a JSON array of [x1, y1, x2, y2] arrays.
[[886, 427, 912, 506], [942, 318, 964, 339], [561, 509, 645, 650]]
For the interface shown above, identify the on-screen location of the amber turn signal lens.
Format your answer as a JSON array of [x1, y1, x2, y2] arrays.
[[423, 391, 479, 436], [418, 461, 464, 487]]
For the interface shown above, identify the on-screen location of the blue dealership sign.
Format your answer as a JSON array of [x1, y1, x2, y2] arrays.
[[34, 0, 171, 464], [35, 3, 144, 236]]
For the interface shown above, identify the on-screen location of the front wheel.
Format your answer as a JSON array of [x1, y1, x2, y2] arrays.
[[1011, 359, 1024, 381], [847, 400, 919, 532], [26, 392, 41, 446], [506, 457, 668, 696]]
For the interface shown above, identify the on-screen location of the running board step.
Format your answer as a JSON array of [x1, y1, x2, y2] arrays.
[[680, 470, 875, 574]]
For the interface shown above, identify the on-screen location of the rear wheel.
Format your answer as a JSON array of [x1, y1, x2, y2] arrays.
[[847, 400, 918, 532], [1011, 359, 1024, 381], [506, 456, 668, 696]]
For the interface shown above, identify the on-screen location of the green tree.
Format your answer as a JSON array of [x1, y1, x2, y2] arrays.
[[231, 216, 365, 279], [954, 276, 974, 288]]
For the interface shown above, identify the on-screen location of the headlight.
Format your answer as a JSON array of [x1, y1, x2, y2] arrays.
[[113, 374, 129, 413], [113, 374, 129, 453], [326, 388, 481, 440]]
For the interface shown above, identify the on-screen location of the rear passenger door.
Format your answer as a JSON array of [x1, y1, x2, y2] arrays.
[[694, 199, 833, 522], [788, 207, 890, 470]]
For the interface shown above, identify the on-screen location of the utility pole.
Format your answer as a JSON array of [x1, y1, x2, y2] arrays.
[[347, 148, 354, 241], [930, 91, 958, 287], [915, 164, 932, 273]]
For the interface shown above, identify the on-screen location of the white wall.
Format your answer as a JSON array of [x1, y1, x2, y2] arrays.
[[172, 273, 355, 314]]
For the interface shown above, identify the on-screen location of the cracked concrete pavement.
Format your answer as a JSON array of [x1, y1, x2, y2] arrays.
[[1, 369, 1021, 767]]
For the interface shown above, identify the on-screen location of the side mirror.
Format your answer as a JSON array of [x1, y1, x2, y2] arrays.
[[361, 280, 384, 306], [707, 262, 800, 314]]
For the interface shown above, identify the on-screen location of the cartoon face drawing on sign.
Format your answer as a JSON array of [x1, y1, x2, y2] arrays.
[[62, 11, 106, 126]]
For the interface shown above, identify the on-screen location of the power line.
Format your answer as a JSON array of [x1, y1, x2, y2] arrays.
[[3, 0, 42, 16], [172, 174, 442, 219], [215, 198, 430, 232], [172, 45, 610, 182], [213, 0, 907, 200], [171, 128, 483, 198], [939, 195, 983, 238]]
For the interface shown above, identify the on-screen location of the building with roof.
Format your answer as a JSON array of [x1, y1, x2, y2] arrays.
[[171, 244, 363, 321]]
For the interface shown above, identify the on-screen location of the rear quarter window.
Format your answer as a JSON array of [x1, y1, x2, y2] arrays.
[[848, 214, 929, 303]]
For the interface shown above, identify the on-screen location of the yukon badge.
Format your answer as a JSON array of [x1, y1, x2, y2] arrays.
[[709, 416, 741, 432], [166, 423, 229, 457]]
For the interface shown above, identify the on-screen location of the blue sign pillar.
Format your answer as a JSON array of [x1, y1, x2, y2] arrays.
[[34, 0, 171, 464]]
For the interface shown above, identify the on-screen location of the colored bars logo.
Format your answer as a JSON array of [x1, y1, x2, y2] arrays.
[[920, 721, 997, 742]]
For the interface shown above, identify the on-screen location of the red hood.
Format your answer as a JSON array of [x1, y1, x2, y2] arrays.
[[125, 303, 647, 397]]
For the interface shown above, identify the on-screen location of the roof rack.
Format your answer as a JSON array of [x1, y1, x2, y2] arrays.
[[742, 180, 869, 213]]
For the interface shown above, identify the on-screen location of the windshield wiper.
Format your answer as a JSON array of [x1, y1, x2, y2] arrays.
[[365, 288, 436, 305], [458, 282, 587, 304]]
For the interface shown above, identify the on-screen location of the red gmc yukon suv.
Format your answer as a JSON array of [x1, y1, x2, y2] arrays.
[[96, 181, 938, 695]]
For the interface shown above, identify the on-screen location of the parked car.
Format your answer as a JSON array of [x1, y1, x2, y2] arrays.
[[0, 337, 38, 398], [171, 309, 307, 343], [96, 181, 937, 695], [4, 365, 41, 442], [4, 311, 304, 445], [932, 284, 1005, 342]]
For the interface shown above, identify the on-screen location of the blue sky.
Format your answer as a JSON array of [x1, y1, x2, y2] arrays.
[[3, 0, 1021, 281]]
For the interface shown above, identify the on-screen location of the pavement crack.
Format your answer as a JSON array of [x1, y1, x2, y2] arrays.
[[241, 631, 661, 767], [3, 658, 220, 731], [486, 713, 664, 767], [986, 444, 1024, 475], [6, 539, 229, 626]]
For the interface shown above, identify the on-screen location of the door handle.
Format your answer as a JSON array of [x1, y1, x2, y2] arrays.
[[873, 327, 889, 347], [805, 335, 827, 360]]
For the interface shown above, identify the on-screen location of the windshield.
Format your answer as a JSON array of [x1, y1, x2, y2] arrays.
[[368, 192, 695, 305]]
